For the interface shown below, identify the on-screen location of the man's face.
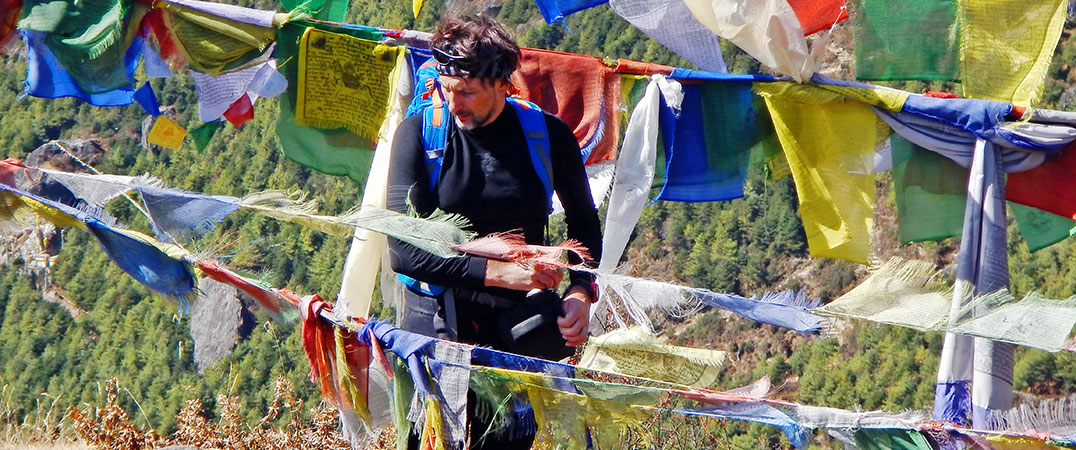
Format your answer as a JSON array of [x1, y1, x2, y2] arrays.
[[438, 76, 509, 130]]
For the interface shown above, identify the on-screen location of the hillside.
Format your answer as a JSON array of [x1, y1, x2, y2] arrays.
[[2, 1, 1076, 448]]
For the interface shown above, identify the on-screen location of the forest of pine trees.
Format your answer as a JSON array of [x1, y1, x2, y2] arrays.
[[1, 1, 1076, 447]]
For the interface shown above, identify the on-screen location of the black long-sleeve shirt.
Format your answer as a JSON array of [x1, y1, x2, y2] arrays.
[[387, 100, 602, 294]]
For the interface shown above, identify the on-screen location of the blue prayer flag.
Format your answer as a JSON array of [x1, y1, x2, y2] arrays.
[[22, 30, 140, 107], [133, 82, 161, 116], [656, 80, 758, 202], [533, 0, 608, 23], [85, 218, 196, 300]]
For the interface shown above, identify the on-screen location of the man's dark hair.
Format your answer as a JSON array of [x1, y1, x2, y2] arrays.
[[431, 14, 521, 81]]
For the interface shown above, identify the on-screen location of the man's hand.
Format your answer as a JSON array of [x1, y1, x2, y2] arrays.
[[484, 260, 563, 291], [558, 288, 590, 346]]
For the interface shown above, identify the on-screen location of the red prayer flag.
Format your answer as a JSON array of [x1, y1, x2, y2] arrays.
[[613, 58, 674, 76], [196, 260, 286, 313], [140, 8, 184, 67], [786, 0, 848, 36], [223, 93, 254, 127], [510, 48, 620, 164], [0, 0, 20, 53], [0, 158, 23, 187], [1008, 140, 1076, 220]]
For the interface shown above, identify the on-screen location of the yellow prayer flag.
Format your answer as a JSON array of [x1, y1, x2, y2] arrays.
[[960, 0, 1067, 106], [985, 435, 1069, 450], [0, 191, 85, 230], [816, 84, 909, 112], [147, 116, 188, 150], [295, 27, 403, 143], [160, 1, 276, 75], [578, 327, 726, 388], [19, 196, 86, 230], [757, 82, 887, 264]]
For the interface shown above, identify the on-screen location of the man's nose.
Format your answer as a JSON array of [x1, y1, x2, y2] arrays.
[[447, 98, 466, 113]]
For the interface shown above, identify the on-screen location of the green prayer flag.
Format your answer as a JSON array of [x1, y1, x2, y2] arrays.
[[190, 120, 224, 153], [1011, 202, 1076, 252], [21, 0, 142, 94], [852, 0, 961, 81], [161, 1, 275, 75], [892, 135, 967, 243], [274, 21, 385, 185], [853, 429, 933, 450], [281, 0, 347, 22], [749, 95, 787, 180], [18, 0, 70, 32]]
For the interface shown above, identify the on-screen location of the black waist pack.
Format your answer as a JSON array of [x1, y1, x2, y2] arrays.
[[497, 289, 576, 361]]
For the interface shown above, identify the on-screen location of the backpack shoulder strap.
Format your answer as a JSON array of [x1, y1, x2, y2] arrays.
[[420, 79, 450, 192], [506, 97, 554, 208]]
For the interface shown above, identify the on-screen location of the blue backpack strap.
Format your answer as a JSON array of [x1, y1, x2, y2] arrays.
[[408, 59, 451, 192], [506, 97, 554, 211], [422, 98, 449, 191], [400, 57, 450, 297], [396, 273, 444, 296]]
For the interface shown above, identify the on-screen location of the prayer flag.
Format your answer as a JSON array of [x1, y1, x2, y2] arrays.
[[295, 27, 402, 144], [19, 0, 144, 95], [161, 0, 277, 27], [0, 0, 19, 52], [133, 82, 161, 116], [511, 48, 621, 163], [0, 158, 19, 187], [1010, 202, 1076, 252], [275, 21, 385, 184], [948, 290, 1076, 353], [190, 120, 224, 153], [578, 328, 726, 387], [609, 0, 728, 73], [532, 0, 610, 23], [157, 0, 275, 75], [600, 76, 674, 272], [147, 116, 188, 150], [280, 0, 348, 22], [0, 184, 87, 230], [852, 0, 960, 81], [85, 218, 196, 300], [192, 64, 262, 123], [191, 61, 282, 123], [196, 260, 286, 313], [21, 30, 136, 106], [757, 82, 885, 264], [960, 0, 1067, 105], [683, 0, 814, 82], [852, 429, 933, 450], [1008, 140, 1076, 220], [786, 0, 848, 36], [35, 168, 161, 209], [656, 79, 756, 202], [817, 257, 950, 331], [223, 93, 254, 127], [891, 135, 967, 243], [136, 186, 239, 243], [142, 40, 174, 78]]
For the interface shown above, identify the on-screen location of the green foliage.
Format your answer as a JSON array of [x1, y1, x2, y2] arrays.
[[4, 1, 1076, 447]]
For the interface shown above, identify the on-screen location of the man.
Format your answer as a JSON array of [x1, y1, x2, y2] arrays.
[[387, 14, 602, 449]]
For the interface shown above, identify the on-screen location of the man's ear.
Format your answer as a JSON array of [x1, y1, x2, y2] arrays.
[[493, 78, 512, 96]]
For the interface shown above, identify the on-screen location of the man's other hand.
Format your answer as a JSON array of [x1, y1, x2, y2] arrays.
[[484, 260, 563, 291], [558, 291, 589, 346]]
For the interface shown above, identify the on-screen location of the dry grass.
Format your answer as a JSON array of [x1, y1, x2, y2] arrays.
[[0, 377, 396, 450], [0, 378, 85, 450]]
